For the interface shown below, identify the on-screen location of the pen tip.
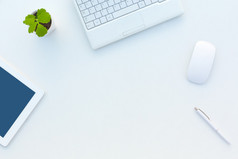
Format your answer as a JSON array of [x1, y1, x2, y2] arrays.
[[194, 107, 198, 111]]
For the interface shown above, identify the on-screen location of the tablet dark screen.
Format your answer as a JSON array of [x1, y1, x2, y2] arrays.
[[0, 67, 35, 137]]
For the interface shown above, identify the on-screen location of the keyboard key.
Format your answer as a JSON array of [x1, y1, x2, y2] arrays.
[[113, 4, 139, 18], [113, 4, 120, 11], [106, 14, 113, 21], [108, 0, 115, 6], [98, 0, 105, 3], [120, 2, 126, 8], [81, 9, 90, 17], [95, 4, 102, 11], [151, 0, 158, 3], [86, 21, 94, 29], [89, 7, 96, 14], [95, 11, 102, 18], [138, 1, 145, 8], [91, 0, 99, 6], [132, 0, 139, 3], [76, 0, 82, 4], [159, 0, 166, 2], [84, 14, 96, 23], [126, 0, 133, 6], [85, 1, 92, 8], [107, 7, 114, 13], [101, 9, 108, 16], [114, 0, 121, 4], [78, 4, 86, 10], [145, 0, 152, 5], [82, 0, 88, 3], [102, 2, 109, 9], [100, 16, 107, 23], [94, 19, 101, 26]]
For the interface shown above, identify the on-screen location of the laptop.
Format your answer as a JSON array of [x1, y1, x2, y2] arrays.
[[74, 0, 184, 49]]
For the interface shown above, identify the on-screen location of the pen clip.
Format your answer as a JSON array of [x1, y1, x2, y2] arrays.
[[194, 107, 210, 120]]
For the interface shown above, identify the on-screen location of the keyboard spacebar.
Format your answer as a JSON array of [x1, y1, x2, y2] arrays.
[[113, 4, 139, 18]]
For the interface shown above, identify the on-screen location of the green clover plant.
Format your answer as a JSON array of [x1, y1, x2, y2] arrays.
[[23, 8, 51, 37]]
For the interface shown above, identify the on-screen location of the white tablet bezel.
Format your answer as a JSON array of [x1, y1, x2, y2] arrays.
[[0, 57, 44, 147]]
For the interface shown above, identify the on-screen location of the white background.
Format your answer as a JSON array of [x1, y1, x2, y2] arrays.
[[0, 0, 238, 158]]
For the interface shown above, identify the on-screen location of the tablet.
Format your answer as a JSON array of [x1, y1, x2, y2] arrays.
[[0, 57, 44, 146]]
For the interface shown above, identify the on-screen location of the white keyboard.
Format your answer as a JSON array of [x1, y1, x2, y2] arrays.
[[76, 0, 166, 30]]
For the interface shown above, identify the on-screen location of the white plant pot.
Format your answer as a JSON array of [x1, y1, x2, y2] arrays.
[[47, 18, 56, 35]]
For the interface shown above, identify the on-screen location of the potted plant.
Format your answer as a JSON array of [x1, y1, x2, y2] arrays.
[[23, 8, 55, 37]]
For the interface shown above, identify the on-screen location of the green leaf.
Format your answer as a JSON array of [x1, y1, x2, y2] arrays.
[[28, 23, 37, 33], [37, 8, 51, 23], [35, 24, 48, 37], [23, 14, 36, 25]]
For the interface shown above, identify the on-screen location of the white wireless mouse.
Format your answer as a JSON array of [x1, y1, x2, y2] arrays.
[[187, 41, 216, 84]]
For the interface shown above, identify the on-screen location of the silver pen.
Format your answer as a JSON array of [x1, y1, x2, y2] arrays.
[[194, 107, 230, 144]]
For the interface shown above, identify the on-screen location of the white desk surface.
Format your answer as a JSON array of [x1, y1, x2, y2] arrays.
[[0, 0, 238, 158]]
